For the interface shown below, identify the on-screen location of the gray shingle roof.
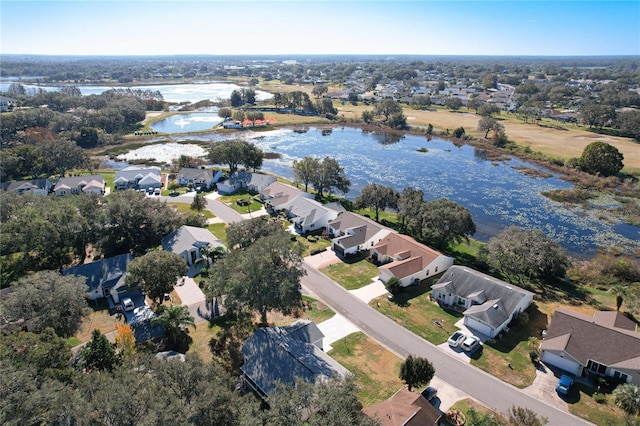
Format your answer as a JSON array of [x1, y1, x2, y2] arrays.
[[177, 167, 214, 182], [63, 254, 132, 291], [240, 324, 347, 397], [162, 226, 225, 255]]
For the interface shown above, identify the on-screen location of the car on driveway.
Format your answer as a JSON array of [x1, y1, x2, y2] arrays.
[[421, 386, 438, 402], [556, 375, 574, 396], [447, 331, 467, 348], [461, 336, 481, 353], [122, 298, 134, 311]]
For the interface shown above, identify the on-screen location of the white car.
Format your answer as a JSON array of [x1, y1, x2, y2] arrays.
[[461, 336, 482, 353], [447, 331, 466, 348], [122, 298, 134, 311]]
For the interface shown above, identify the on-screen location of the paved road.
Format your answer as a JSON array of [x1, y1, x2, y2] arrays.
[[301, 262, 590, 426], [160, 193, 244, 224]]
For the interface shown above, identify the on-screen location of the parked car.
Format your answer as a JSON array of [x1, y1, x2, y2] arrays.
[[122, 298, 134, 311], [556, 375, 574, 396], [447, 331, 467, 348], [421, 386, 438, 401], [461, 336, 481, 353], [154, 188, 161, 195]]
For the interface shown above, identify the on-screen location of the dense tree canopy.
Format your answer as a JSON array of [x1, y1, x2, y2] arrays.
[[292, 156, 320, 192], [480, 226, 569, 285], [80, 329, 120, 372], [399, 355, 435, 392], [419, 198, 476, 249], [207, 139, 263, 175], [354, 183, 399, 222], [579, 141, 624, 176], [126, 250, 187, 306], [151, 304, 195, 351], [226, 216, 284, 249], [0, 271, 89, 337], [311, 156, 351, 198]]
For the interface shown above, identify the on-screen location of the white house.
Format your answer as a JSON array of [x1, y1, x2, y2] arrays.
[[63, 254, 133, 303], [1, 178, 51, 195], [431, 266, 534, 338], [260, 181, 307, 211], [282, 194, 344, 235], [371, 233, 454, 287], [540, 308, 640, 386], [326, 211, 394, 257], [0, 95, 16, 112], [161, 225, 226, 277], [114, 166, 162, 191], [216, 171, 276, 195], [54, 174, 105, 196]]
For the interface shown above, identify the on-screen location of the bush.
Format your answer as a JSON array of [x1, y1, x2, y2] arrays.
[[516, 312, 529, 326], [593, 393, 607, 404], [310, 248, 327, 255], [307, 235, 318, 242]]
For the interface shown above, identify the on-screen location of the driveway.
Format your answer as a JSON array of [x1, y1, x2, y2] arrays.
[[204, 194, 243, 224], [522, 362, 570, 411]]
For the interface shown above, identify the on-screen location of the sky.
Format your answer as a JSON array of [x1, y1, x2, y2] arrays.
[[1, 1, 639, 57]]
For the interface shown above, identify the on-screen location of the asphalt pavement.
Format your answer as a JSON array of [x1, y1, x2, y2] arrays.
[[301, 262, 591, 425]]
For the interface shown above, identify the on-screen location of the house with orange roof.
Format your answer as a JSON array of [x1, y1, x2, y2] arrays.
[[372, 233, 454, 287]]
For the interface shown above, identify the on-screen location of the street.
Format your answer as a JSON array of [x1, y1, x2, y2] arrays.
[[301, 262, 590, 425]]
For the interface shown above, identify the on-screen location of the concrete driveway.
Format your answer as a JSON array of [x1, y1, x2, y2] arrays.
[[522, 362, 569, 411]]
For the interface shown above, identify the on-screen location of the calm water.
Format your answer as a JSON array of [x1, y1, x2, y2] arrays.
[[0, 81, 272, 103], [151, 112, 223, 134], [169, 127, 637, 257]]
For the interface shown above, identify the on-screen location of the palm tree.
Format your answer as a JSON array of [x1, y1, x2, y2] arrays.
[[151, 304, 195, 349], [613, 383, 640, 416], [611, 285, 627, 311]]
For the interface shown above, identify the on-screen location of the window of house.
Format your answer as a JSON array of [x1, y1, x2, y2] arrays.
[[435, 266, 438, 272], [438, 292, 444, 300], [587, 360, 606, 375], [613, 371, 629, 383], [457, 297, 466, 305]]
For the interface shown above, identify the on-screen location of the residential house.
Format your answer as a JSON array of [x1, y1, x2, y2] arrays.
[[114, 166, 161, 191], [326, 211, 394, 257], [372, 233, 454, 287], [240, 320, 349, 399], [281, 194, 345, 234], [431, 266, 534, 338], [63, 254, 133, 303], [161, 225, 226, 277], [540, 308, 640, 386], [53, 174, 105, 196], [0, 95, 16, 112], [1, 178, 51, 195], [176, 167, 222, 188], [216, 171, 276, 195], [260, 181, 306, 211], [363, 389, 441, 426]]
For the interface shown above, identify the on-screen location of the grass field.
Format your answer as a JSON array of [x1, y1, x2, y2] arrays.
[[320, 253, 380, 290]]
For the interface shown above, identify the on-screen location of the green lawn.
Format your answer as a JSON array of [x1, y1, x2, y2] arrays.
[[207, 222, 228, 246], [319, 253, 379, 290], [568, 383, 628, 426], [217, 190, 263, 214], [294, 234, 332, 257], [167, 201, 215, 219], [328, 332, 404, 408]]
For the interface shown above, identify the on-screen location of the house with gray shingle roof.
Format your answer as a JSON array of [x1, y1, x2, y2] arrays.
[[372, 233, 454, 287], [260, 181, 308, 211], [282, 194, 344, 235], [161, 225, 226, 277], [432, 266, 534, 338], [176, 167, 222, 188], [1, 178, 51, 195], [63, 254, 132, 303], [240, 320, 349, 399], [216, 171, 276, 195], [326, 211, 394, 257], [114, 166, 161, 191], [54, 174, 104, 196], [540, 308, 640, 385]]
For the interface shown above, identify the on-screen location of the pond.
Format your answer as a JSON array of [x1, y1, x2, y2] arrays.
[[115, 127, 640, 257], [150, 112, 223, 134], [0, 81, 272, 104]]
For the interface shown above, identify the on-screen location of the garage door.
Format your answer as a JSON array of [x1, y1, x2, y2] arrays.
[[542, 351, 580, 375], [464, 317, 494, 337]]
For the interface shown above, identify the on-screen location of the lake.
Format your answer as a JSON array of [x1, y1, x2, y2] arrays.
[[0, 81, 272, 104], [164, 126, 638, 257], [150, 112, 223, 134]]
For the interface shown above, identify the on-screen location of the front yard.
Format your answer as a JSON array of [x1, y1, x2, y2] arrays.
[[319, 253, 379, 290], [216, 190, 263, 214]]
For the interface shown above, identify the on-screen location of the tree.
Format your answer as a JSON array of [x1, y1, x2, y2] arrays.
[[241, 88, 256, 105], [114, 322, 136, 360], [208, 139, 262, 174], [398, 187, 424, 235], [226, 216, 283, 249], [292, 156, 320, 192], [243, 141, 264, 172], [354, 183, 399, 222], [374, 98, 402, 123], [151, 304, 195, 350], [478, 116, 504, 139], [38, 138, 88, 177], [361, 110, 374, 124], [245, 110, 264, 126], [230, 89, 242, 107], [507, 406, 548, 426], [191, 193, 206, 212], [419, 198, 476, 249], [399, 355, 435, 392], [478, 103, 500, 117], [211, 228, 305, 326], [612, 285, 627, 311], [312, 84, 328, 98], [444, 97, 463, 110], [480, 226, 569, 284], [81, 329, 120, 372], [1, 271, 89, 337], [232, 109, 245, 123], [613, 383, 640, 416], [311, 156, 351, 199], [579, 141, 624, 177], [617, 109, 640, 141], [217, 107, 232, 119], [126, 250, 187, 306]]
